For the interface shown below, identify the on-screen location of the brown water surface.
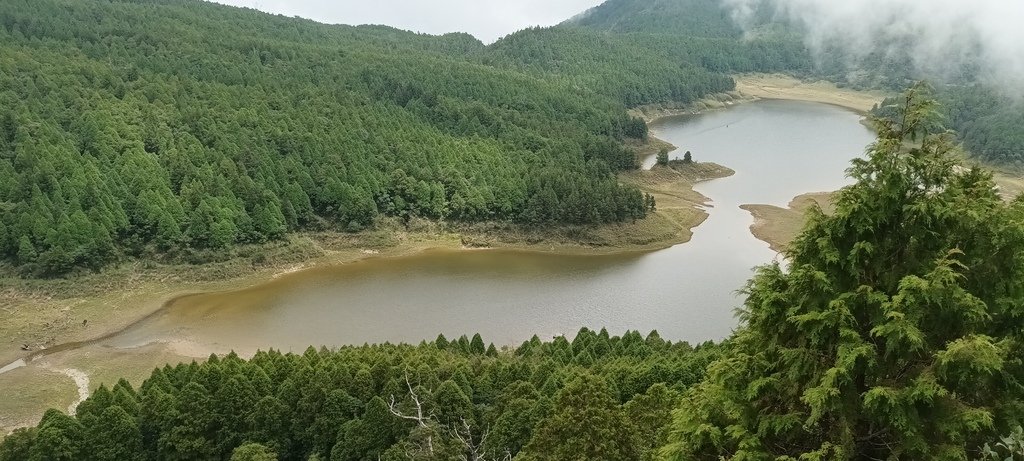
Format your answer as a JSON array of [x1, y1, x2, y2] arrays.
[[100, 100, 875, 354]]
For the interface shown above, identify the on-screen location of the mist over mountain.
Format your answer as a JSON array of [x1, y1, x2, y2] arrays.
[[725, 0, 1024, 94]]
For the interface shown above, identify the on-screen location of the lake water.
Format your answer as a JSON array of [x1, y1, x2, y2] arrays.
[[104, 100, 875, 354]]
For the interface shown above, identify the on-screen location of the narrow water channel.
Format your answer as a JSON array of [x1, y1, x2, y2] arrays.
[[96, 100, 874, 355]]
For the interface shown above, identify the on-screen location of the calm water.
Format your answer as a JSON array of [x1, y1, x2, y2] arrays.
[[105, 100, 874, 354]]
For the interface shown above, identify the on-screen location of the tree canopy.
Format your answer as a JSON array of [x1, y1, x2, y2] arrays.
[[0, 329, 722, 461], [662, 84, 1024, 459], [0, 0, 685, 277]]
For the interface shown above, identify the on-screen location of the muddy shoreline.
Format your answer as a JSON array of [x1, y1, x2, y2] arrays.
[[0, 74, 885, 434]]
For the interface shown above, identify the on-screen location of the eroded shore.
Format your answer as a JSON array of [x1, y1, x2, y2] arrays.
[[1, 158, 733, 434], [0, 73, 882, 434]]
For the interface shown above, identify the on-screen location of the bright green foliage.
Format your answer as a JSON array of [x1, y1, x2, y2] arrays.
[[662, 84, 1024, 459], [231, 442, 278, 461], [519, 373, 642, 461], [3, 329, 723, 460]]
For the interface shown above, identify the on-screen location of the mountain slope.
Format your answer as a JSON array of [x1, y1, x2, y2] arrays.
[[0, 0, 664, 277], [566, 0, 741, 37]]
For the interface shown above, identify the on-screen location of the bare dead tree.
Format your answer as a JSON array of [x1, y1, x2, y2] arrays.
[[450, 417, 486, 461], [389, 374, 511, 461], [389, 375, 435, 455]]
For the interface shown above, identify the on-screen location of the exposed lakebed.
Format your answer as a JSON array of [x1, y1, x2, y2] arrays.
[[0, 100, 876, 386], [87, 100, 875, 355]]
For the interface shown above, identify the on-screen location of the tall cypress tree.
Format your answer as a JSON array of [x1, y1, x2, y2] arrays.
[[662, 83, 1024, 459]]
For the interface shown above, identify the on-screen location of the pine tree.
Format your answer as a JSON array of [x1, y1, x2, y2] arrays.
[[520, 374, 641, 461], [662, 83, 1024, 460], [656, 148, 669, 166]]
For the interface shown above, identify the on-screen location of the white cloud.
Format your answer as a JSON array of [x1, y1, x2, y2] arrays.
[[210, 0, 604, 43], [725, 0, 1024, 92]]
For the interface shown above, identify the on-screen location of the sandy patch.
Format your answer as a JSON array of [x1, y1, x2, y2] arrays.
[[740, 192, 836, 253], [734, 74, 887, 114]]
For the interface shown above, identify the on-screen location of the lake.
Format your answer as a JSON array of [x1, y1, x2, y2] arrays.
[[104, 100, 875, 354]]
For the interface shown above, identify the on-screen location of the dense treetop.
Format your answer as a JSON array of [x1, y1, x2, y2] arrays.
[[663, 84, 1024, 459], [575, 0, 1023, 167], [565, 0, 743, 38], [0, 328, 723, 461], [0, 0, 834, 278], [0, 0, 684, 277]]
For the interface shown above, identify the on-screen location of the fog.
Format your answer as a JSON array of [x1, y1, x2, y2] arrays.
[[725, 0, 1024, 92]]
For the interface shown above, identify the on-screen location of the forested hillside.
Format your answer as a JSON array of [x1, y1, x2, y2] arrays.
[[5, 86, 1024, 460], [0, 329, 723, 461], [567, 0, 741, 37], [11, 0, 1017, 279], [573, 0, 1024, 166], [485, 26, 812, 107], [485, 27, 733, 108], [934, 87, 1024, 167], [563, 0, 812, 77], [0, 0, 696, 277]]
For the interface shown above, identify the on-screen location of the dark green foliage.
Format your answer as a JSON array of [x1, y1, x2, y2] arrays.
[[656, 148, 669, 167], [0, 428, 35, 461], [518, 373, 642, 460], [682, 151, 692, 164], [623, 383, 681, 460], [486, 27, 736, 108], [567, 0, 813, 77], [84, 406, 144, 461], [876, 86, 1024, 167], [663, 85, 1024, 459], [0, 0, 664, 276], [3, 329, 723, 460], [567, 0, 743, 38], [28, 410, 84, 461]]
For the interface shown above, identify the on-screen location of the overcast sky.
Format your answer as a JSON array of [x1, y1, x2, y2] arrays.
[[211, 0, 605, 43]]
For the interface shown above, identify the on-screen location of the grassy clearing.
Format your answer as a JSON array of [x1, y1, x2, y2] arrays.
[[46, 343, 200, 393], [734, 74, 887, 114], [740, 192, 836, 253], [0, 342, 207, 435], [623, 136, 676, 159], [0, 366, 78, 435]]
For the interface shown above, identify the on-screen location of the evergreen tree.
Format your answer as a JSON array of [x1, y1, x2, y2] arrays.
[[230, 443, 277, 461], [656, 148, 669, 166], [662, 83, 1024, 460], [85, 406, 144, 461], [0, 428, 36, 461], [520, 373, 641, 461]]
